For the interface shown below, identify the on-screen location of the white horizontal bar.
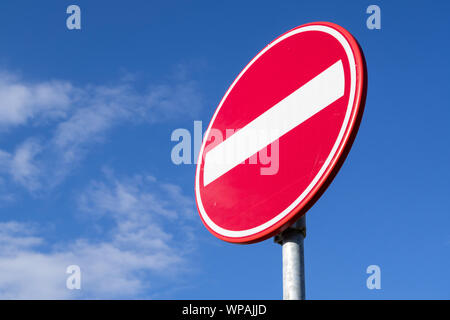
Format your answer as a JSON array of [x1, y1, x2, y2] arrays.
[[203, 59, 345, 186]]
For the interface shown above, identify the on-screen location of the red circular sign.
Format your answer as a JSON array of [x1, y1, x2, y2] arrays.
[[195, 22, 367, 243]]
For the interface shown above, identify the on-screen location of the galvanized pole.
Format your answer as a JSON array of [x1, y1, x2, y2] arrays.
[[274, 215, 306, 300]]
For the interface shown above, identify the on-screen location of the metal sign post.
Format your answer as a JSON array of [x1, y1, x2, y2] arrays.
[[194, 22, 366, 300], [275, 215, 306, 300]]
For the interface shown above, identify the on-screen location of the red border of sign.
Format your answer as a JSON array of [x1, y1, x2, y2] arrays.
[[195, 22, 367, 244]]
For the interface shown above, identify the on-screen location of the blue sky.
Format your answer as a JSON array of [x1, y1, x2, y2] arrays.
[[0, 0, 448, 299]]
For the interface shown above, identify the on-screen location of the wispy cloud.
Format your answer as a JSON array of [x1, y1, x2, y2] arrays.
[[0, 66, 201, 298], [0, 72, 73, 128], [0, 67, 203, 192], [0, 139, 43, 192], [0, 172, 196, 299]]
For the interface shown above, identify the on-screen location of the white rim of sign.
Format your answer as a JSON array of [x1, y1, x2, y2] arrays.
[[195, 24, 357, 238]]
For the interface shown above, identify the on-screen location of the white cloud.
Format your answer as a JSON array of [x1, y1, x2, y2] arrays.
[[0, 251, 70, 299], [0, 73, 73, 127], [0, 139, 43, 192], [0, 68, 203, 192], [0, 172, 196, 299], [10, 139, 43, 190], [145, 81, 203, 122], [51, 84, 138, 163], [52, 79, 202, 164], [0, 66, 201, 298], [0, 222, 43, 253], [79, 173, 183, 220]]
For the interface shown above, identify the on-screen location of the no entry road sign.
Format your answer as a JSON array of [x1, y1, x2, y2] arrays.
[[195, 22, 367, 243]]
